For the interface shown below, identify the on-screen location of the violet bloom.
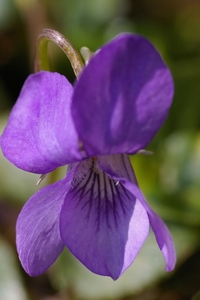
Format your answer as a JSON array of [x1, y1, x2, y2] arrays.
[[0, 34, 176, 280]]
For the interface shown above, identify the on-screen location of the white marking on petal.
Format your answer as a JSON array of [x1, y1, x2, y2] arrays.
[[35, 174, 47, 186], [136, 149, 153, 155]]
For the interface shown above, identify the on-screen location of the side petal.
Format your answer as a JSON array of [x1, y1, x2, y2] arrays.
[[60, 158, 149, 280], [72, 34, 174, 156], [98, 154, 176, 271], [1, 71, 82, 174], [16, 169, 75, 276]]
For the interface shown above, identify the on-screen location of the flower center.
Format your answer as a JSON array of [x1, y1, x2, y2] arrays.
[[91, 157, 101, 174]]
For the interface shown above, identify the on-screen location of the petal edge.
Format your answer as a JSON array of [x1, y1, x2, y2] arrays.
[[1, 71, 82, 174], [72, 34, 174, 156]]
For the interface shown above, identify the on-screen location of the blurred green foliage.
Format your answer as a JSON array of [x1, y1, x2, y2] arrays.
[[0, 0, 200, 299]]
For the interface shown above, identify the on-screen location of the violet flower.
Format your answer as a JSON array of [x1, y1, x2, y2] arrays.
[[0, 33, 176, 280]]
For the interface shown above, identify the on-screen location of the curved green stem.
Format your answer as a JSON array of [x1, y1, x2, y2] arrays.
[[34, 28, 84, 77]]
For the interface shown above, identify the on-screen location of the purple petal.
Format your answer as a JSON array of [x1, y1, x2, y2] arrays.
[[72, 34, 174, 156], [60, 158, 149, 280], [1, 71, 82, 174], [16, 169, 75, 276], [98, 154, 176, 271]]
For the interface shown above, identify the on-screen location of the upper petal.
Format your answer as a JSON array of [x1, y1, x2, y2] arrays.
[[16, 168, 76, 276], [1, 71, 82, 174], [98, 154, 176, 272], [72, 34, 174, 156], [60, 158, 149, 280]]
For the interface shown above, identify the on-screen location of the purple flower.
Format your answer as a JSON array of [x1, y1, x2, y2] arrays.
[[0, 34, 176, 280]]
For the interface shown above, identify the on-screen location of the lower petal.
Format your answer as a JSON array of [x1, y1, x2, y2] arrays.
[[98, 154, 176, 272], [16, 170, 75, 276], [60, 158, 149, 280]]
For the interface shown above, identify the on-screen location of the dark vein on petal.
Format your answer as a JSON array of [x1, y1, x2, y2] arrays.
[[96, 173, 101, 231], [68, 157, 137, 234], [73, 167, 94, 205], [81, 171, 95, 219], [109, 176, 118, 228], [115, 183, 126, 217], [104, 173, 111, 230]]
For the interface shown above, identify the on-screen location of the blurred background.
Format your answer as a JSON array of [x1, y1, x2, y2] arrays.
[[0, 0, 200, 299]]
